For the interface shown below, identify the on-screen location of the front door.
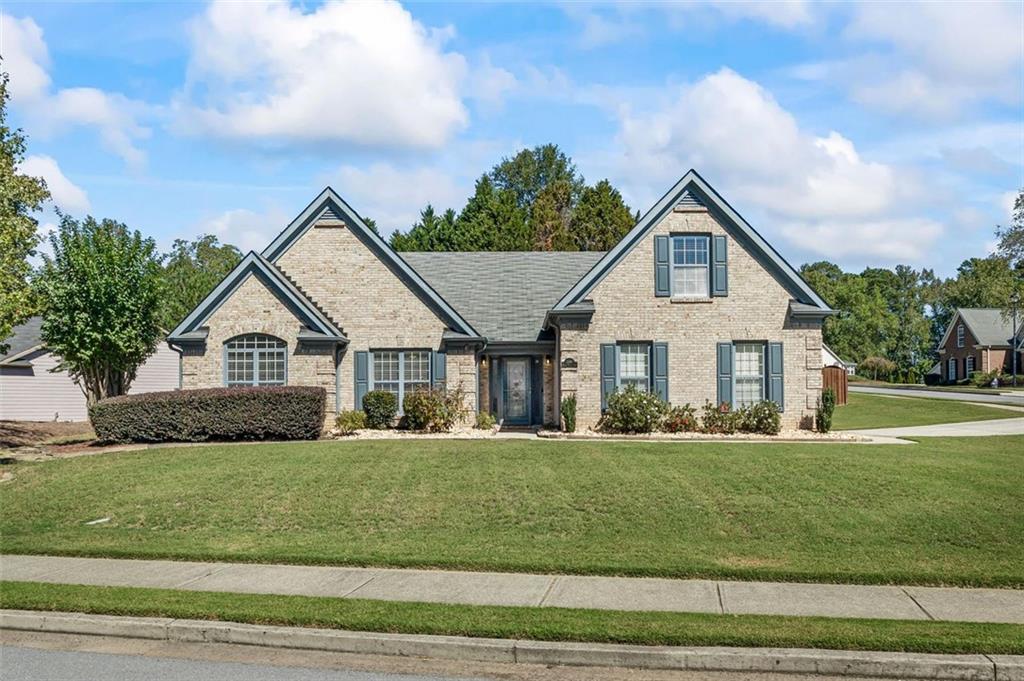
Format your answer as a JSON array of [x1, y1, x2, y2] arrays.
[[503, 358, 531, 425]]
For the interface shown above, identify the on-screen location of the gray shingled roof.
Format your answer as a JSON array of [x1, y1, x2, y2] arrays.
[[958, 308, 1017, 347], [402, 252, 604, 342], [0, 316, 43, 362]]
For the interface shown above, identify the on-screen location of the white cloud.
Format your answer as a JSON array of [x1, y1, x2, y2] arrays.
[[18, 155, 90, 214], [177, 0, 469, 150], [611, 68, 942, 261], [466, 54, 518, 111], [198, 207, 290, 254], [1, 13, 150, 166], [706, 0, 813, 29], [326, 162, 471, 235]]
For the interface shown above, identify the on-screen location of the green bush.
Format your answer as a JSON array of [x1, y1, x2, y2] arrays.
[[816, 388, 837, 433], [90, 386, 325, 443], [971, 369, 1002, 388], [737, 400, 782, 435], [402, 386, 467, 432], [598, 385, 667, 434], [701, 400, 738, 434], [475, 411, 496, 430], [362, 390, 398, 429], [335, 410, 366, 436], [560, 394, 577, 432], [662, 403, 698, 433]]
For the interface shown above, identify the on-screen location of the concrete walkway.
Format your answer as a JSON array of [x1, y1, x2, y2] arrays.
[[3, 555, 1022, 624], [848, 416, 1024, 438], [850, 385, 1024, 406]]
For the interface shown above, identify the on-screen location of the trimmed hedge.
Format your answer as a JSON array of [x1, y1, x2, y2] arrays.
[[90, 386, 326, 443]]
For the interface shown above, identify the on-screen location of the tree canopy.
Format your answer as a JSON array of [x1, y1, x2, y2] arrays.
[[36, 215, 164, 407], [158, 234, 242, 331], [0, 71, 50, 352], [389, 144, 634, 252]]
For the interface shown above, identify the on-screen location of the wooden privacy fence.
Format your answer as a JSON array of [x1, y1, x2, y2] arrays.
[[821, 365, 848, 405]]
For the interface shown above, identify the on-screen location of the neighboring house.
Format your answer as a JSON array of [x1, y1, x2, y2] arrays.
[[169, 170, 834, 430], [821, 343, 856, 376], [0, 317, 179, 422], [936, 308, 1023, 383]]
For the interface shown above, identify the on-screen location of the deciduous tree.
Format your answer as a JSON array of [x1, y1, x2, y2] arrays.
[[159, 234, 241, 330]]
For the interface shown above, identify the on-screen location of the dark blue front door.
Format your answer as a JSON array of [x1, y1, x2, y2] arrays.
[[502, 358, 531, 425]]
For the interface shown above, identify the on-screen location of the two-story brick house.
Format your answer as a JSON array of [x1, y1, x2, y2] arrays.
[[936, 308, 1022, 383], [169, 170, 834, 430]]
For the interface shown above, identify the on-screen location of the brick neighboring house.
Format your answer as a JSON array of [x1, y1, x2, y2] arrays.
[[936, 308, 1023, 384], [169, 170, 834, 430]]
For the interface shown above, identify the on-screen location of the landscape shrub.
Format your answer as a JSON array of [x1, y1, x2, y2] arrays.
[[475, 411, 496, 430], [560, 394, 577, 432], [971, 369, 1002, 388], [335, 410, 366, 436], [858, 356, 897, 382], [737, 400, 782, 435], [598, 385, 667, 433], [662, 403, 698, 433], [90, 386, 325, 443], [362, 390, 398, 429], [816, 388, 837, 433], [402, 386, 467, 432], [700, 401, 738, 434]]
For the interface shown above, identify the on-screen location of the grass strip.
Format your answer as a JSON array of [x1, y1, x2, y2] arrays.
[[2, 581, 1022, 655], [832, 392, 1020, 430]]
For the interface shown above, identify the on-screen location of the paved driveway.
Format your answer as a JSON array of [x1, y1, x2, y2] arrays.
[[851, 385, 1024, 406]]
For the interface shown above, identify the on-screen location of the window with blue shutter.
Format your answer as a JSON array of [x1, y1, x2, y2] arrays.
[[432, 351, 446, 390], [767, 342, 784, 410], [716, 342, 733, 408], [354, 351, 369, 409], [654, 235, 670, 297], [711, 235, 728, 296]]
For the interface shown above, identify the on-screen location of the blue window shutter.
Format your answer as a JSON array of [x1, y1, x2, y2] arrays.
[[654, 235, 670, 297], [716, 342, 733, 408], [712, 235, 728, 297], [600, 343, 617, 411], [767, 342, 784, 411], [653, 342, 669, 402], [354, 351, 369, 409], [432, 351, 447, 390]]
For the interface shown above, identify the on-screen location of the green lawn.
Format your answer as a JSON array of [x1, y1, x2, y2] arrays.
[[3, 581, 1021, 655], [2, 437, 1022, 586], [833, 392, 1020, 430]]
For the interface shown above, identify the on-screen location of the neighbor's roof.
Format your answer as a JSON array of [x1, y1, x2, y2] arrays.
[[403, 251, 605, 343], [0, 316, 44, 365], [958, 308, 1017, 347]]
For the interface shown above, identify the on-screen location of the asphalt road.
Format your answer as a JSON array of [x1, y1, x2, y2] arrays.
[[850, 385, 1024, 405], [1, 645, 482, 681]]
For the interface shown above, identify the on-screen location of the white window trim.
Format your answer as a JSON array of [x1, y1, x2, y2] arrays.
[[733, 341, 767, 409], [615, 342, 652, 392], [956, 324, 965, 348], [223, 334, 288, 387], [370, 349, 432, 413], [948, 357, 957, 381], [966, 355, 975, 375], [670, 234, 710, 300]]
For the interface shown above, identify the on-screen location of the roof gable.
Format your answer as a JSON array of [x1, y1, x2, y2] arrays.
[[261, 188, 479, 338], [168, 252, 346, 343], [553, 170, 830, 311], [938, 308, 1014, 349]]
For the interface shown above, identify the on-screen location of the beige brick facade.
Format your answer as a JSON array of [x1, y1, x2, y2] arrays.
[[557, 207, 823, 430]]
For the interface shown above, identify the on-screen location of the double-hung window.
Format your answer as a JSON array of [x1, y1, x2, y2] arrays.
[[618, 343, 650, 391], [225, 334, 286, 386], [965, 355, 975, 376], [671, 235, 709, 298], [734, 342, 765, 408], [947, 358, 957, 382], [372, 349, 431, 410], [956, 324, 965, 348]]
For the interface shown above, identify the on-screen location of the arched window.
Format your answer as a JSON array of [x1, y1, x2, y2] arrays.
[[225, 334, 286, 386]]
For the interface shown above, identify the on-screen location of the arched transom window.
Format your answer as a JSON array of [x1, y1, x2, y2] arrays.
[[225, 334, 286, 386]]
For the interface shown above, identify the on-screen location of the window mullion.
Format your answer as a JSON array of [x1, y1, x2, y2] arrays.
[[253, 349, 261, 386], [398, 351, 405, 407]]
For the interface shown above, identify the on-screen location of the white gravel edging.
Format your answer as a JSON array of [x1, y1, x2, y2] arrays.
[[3, 609, 1018, 680]]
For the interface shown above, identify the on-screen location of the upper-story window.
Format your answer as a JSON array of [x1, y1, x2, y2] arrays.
[[671, 235, 709, 298], [956, 324, 965, 348], [225, 334, 286, 386]]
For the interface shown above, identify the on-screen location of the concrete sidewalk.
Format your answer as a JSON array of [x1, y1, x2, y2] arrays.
[[3, 555, 1022, 624], [848, 417, 1024, 438]]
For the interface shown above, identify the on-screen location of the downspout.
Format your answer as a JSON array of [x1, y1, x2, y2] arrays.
[[167, 341, 183, 390]]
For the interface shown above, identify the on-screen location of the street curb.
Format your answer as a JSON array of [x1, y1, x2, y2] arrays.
[[4, 610, 1022, 679]]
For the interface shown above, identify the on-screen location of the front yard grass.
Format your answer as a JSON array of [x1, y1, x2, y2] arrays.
[[833, 392, 1020, 430], [3, 581, 1021, 655], [2, 436, 1022, 587]]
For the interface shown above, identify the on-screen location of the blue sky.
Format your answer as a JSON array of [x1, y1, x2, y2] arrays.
[[3, 0, 1022, 276]]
